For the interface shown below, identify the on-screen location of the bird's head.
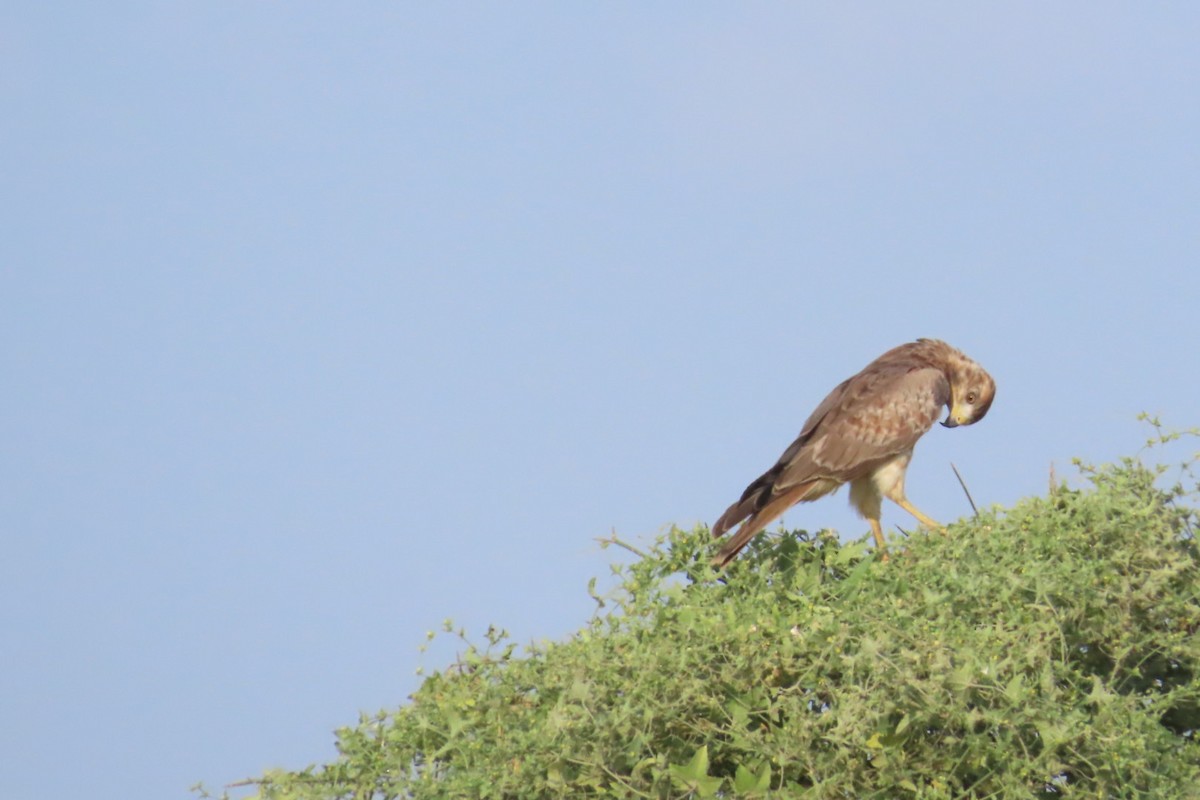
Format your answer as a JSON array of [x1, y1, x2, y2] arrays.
[[941, 361, 996, 428]]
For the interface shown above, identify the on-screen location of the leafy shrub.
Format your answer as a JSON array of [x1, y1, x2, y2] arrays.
[[220, 448, 1200, 799]]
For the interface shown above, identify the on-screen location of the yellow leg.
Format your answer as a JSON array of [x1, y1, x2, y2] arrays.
[[868, 517, 888, 561], [892, 498, 944, 532]]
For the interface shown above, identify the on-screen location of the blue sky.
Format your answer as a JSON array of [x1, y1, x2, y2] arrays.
[[3, 5, 1199, 799]]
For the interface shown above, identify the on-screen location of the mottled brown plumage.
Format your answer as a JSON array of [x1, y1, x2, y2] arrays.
[[712, 339, 995, 566]]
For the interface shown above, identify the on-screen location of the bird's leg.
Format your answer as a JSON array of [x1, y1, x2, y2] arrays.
[[890, 497, 945, 533], [878, 470, 945, 533], [868, 517, 889, 561]]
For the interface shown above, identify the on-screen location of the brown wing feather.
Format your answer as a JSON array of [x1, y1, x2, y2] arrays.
[[777, 365, 948, 484]]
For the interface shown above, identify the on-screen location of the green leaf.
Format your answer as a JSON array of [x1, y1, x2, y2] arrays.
[[1003, 672, 1026, 703], [733, 762, 772, 793], [695, 774, 724, 798], [671, 744, 709, 782], [724, 696, 750, 729], [669, 745, 725, 797], [587, 576, 604, 608]]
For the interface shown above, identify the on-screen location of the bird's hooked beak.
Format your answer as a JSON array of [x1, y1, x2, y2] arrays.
[[941, 398, 971, 428]]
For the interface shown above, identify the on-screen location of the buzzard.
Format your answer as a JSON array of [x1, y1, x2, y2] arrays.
[[712, 339, 995, 566]]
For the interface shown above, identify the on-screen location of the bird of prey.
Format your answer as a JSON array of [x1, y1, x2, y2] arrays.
[[711, 339, 995, 567]]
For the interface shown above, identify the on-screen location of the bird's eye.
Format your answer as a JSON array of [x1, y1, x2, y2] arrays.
[[966, 392, 977, 404]]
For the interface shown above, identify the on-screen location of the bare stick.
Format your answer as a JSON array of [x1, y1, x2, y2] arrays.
[[950, 462, 979, 518], [595, 532, 648, 559]]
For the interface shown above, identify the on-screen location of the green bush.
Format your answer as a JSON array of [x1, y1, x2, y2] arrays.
[[223, 449, 1200, 799]]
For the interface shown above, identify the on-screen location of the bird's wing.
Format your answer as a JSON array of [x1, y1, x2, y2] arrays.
[[776, 364, 949, 487]]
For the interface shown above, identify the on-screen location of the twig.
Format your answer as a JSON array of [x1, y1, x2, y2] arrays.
[[594, 532, 648, 559], [950, 462, 979, 518]]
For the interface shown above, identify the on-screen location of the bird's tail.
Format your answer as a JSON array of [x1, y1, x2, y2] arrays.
[[711, 480, 823, 567]]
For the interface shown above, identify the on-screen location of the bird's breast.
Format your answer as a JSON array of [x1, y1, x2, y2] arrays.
[[868, 451, 913, 496]]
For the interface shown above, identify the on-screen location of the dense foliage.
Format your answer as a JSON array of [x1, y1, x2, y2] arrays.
[[221, 449, 1200, 799]]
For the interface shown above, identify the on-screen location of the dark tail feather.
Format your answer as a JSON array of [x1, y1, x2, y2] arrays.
[[712, 481, 819, 567], [711, 523, 765, 568], [711, 465, 786, 539], [711, 493, 761, 540]]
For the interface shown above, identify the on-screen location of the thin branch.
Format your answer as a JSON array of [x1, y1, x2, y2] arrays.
[[227, 778, 262, 788], [594, 533, 648, 559], [950, 462, 979, 518]]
